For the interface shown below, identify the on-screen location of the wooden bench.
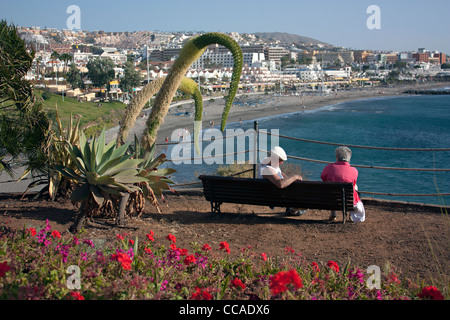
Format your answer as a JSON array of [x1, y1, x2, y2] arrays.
[[198, 175, 354, 224]]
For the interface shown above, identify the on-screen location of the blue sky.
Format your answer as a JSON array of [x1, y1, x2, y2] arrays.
[[2, 0, 449, 54]]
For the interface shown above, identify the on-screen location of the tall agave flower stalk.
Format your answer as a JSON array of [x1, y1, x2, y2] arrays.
[[117, 77, 202, 146], [141, 32, 243, 150]]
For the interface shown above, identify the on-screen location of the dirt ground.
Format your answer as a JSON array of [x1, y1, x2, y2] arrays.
[[0, 189, 448, 283]]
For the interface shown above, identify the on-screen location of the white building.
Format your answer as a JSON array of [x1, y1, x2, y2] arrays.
[[190, 51, 266, 69]]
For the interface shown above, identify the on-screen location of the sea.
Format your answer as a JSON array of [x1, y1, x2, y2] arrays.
[[158, 87, 450, 206]]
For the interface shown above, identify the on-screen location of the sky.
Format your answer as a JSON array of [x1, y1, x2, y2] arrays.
[[2, 0, 449, 54]]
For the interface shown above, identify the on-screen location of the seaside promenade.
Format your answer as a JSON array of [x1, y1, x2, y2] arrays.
[[1, 81, 449, 197]]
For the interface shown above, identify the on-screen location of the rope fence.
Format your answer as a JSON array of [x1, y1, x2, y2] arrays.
[[267, 132, 450, 152], [1, 121, 448, 201]]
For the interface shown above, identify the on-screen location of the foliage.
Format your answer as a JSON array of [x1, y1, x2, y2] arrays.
[[41, 91, 51, 100], [119, 61, 143, 93], [0, 223, 446, 300], [0, 19, 50, 176], [18, 107, 81, 200], [37, 89, 125, 132], [86, 57, 115, 90], [66, 64, 83, 89], [54, 129, 146, 231], [128, 135, 176, 213], [0, 20, 35, 113]]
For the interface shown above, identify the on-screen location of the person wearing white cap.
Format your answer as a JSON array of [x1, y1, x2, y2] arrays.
[[258, 146, 306, 216]]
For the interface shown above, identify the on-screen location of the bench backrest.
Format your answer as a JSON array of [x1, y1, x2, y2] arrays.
[[199, 175, 354, 211]]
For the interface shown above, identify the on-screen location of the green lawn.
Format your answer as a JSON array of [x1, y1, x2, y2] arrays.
[[35, 89, 127, 135]]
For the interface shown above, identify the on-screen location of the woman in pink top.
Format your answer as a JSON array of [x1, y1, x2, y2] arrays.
[[321, 146, 365, 223]]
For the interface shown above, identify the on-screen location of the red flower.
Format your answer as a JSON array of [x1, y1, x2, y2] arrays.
[[51, 230, 61, 239], [202, 243, 211, 251], [269, 269, 303, 295], [166, 233, 176, 243], [179, 248, 188, 256], [146, 230, 154, 241], [128, 239, 134, 245], [219, 241, 230, 254], [311, 262, 320, 272], [418, 286, 444, 300], [261, 253, 267, 261], [116, 234, 124, 240], [111, 252, 132, 270], [231, 278, 246, 290], [27, 228, 37, 237], [0, 261, 11, 278], [327, 260, 340, 273], [285, 246, 295, 254], [184, 254, 196, 265], [190, 287, 212, 300], [144, 247, 152, 254], [169, 243, 177, 251], [68, 291, 85, 300]]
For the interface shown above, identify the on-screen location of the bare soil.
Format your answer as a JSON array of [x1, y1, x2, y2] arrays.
[[0, 190, 448, 283]]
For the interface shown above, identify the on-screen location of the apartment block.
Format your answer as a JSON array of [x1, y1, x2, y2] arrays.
[[412, 52, 429, 62]]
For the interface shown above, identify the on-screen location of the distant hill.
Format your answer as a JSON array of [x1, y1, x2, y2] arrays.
[[253, 32, 331, 46]]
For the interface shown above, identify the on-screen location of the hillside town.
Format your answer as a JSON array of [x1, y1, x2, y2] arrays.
[[18, 26, 450, 103]]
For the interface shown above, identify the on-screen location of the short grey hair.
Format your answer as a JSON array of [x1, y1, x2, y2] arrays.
[[335, 146, 352, 162]]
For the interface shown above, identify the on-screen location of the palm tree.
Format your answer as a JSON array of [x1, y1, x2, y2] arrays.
[[50, 50, 60, 82], [59, 53, 72, 74]]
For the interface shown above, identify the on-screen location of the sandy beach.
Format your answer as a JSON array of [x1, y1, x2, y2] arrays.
[[106, 81, 450, 147]]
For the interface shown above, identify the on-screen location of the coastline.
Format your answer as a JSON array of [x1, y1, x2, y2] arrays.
[[111, 81, 450, 146]]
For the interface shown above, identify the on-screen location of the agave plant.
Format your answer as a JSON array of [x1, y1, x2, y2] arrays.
[[18, 106, 81, 200], [130, 135, 176, 214], [55, 129, 146, 233]]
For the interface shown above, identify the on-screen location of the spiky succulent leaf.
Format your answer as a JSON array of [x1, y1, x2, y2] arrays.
[[70, 183, 90, 203]]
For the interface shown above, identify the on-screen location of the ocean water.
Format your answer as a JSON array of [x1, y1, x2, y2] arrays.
[[159, 91, 450, 206]]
